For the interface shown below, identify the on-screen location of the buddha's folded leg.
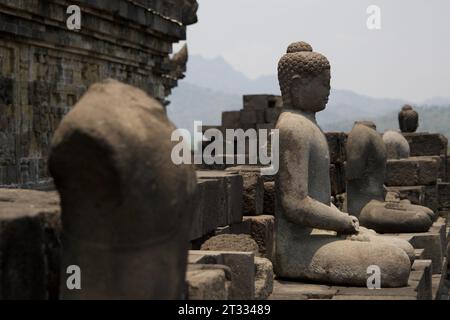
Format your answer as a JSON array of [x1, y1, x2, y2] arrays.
[[307, 239, 411, 287], [359, 201, 433, 233], [276, 236, 410, 287], [350, 226, 415, 263]]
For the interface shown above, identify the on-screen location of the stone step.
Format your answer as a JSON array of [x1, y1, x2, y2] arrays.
[[269, 259, 432, 300], [332, 259, 432, 300], [0, 189, 61, 300], [386, 217, 447, 274], [191, 171, 243, 241]]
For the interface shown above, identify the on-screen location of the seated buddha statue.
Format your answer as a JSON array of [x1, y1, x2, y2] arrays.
[[346, 121, 434, 233], [274, 41, 414, 287]]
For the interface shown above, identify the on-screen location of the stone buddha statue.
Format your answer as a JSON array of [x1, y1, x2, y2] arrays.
[[398, 105, 419, 133], [382, 129, 410, 159], [275, 42, 414, 287], [346, 122, 434, 233], [49, 80, 197, 299]]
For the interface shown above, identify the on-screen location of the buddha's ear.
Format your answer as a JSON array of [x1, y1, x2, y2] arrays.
[[289, 75, 304, 106]]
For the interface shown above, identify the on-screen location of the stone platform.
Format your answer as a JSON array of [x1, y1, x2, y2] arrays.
[[385, 217, 448, 274], [269, 260, 433, 300]]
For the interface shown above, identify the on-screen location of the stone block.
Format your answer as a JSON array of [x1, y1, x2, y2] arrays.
[[242, 171, 264, 216], [255, 110, 265, 124], [221, 111, 241, 129], [190, 179, 223, 240], [416, 156, 441, 185], [326, 132, 347, 164], [200, 234, 259, 256], [439, 155, 447, 181], [189, 250, 255, 300], [243, 215, 275, 260], [432, 274, 446, 300], [229, 220, 252, 235], [263, 181, 275, 215], [254, 257, 274, 300], [240, 110, 257, 126], [384, 160, 411, 186], [403, 133, 448, 157], [385, 157, 440, 187], [0, 189, 61, 300], [243, 95, 281, 111], [438, 182, 450, 209], [330, 163, 345, 195], [332, 260, 431, 300], [264, 108, 281, 123], [196, 170, 243, 229], [447, 157, 450, 182], [386, 186, 426, 206], [186, 264, 231, 300], [425, 185, 439, 212], [270, 281, 337, 300], [222, 169, 264, 216], [395, 218, 447, 274]]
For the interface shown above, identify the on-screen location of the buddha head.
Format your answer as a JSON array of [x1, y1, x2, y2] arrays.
[[399, 104, 419, 132], [278, 41, 331, 112]]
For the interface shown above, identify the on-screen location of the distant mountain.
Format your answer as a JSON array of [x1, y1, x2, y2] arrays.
[[168, 54, 450, 139], [184, 55, 279, 95], [167, 82, 241, 132]]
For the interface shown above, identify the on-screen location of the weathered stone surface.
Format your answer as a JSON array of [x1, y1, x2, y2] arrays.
[[190, 179, 222, 240], [383, 130, 410, 159], [332, 259, 431, 300], [263, 181, 275, 215], [243, 95, 282, 111], [49, 80, 197, 300], [241, 172, 264, 215], [196, 170, 244, 228], [222, 111, 241, 129], [386, 186, 426, 206], [186, 264, 231, 300], [200, 234, 260, 256], [0, 189, 60, 300], [326, 132, 347, 164], [224, 167, 264, 216], [425, 185, 439, 213], [189, 250, 255, 300], [385, 157, 440, 187], [271, 281, 337, 300], [330, 163, 345, 196], [395, 219, 447, 274], [439, 155, 447, 181], [438, 182, 450, 209], [243, 215, 275, 260], [403, 133, 448, 156], [447, 157, 450, 182], [0, 0, 198, 186], [254, 257, 274, 300], [265, 108, 282, 123], [240, 110, 257, 127]]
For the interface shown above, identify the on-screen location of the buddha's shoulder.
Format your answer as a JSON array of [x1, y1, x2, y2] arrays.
[[276, 112, 320, 136]]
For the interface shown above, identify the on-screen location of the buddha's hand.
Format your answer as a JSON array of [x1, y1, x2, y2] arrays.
[[339, 215, 360, 235]]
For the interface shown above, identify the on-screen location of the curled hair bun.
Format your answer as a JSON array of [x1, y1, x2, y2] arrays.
[[286, 42, 313, 53]]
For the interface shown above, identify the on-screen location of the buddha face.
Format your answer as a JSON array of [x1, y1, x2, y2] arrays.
[[289, 69, 330, 113]]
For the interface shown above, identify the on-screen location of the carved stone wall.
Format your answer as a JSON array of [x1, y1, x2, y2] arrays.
[[0, 0, 197, 186]]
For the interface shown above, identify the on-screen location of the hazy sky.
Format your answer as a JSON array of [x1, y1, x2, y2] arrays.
[[181, 0, 450, 102]]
